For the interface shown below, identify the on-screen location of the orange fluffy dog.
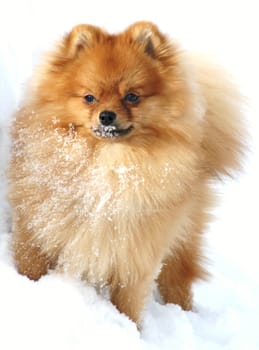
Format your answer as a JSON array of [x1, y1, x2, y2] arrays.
[[8, 22, 245, 326]]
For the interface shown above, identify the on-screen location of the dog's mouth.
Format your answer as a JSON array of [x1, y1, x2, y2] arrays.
[[92, 125, 133, 139]]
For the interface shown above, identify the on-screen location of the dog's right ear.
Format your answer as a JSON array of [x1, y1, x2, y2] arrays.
[[63, 24, 106, 59], [125, 22, 170, 60]]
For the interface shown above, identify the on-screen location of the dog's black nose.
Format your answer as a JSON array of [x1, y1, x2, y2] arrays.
[[99, 110, 116, 126]]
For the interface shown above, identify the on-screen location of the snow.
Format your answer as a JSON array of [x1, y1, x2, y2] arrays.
[[0, 0, 259, 349], [93, 125, 133, 138], [93, 125, 119, 138]]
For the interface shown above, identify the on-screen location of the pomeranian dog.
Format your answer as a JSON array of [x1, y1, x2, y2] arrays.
[[8, 21, 244, 326]]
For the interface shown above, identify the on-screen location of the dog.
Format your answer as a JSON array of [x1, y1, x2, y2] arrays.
[[8, 21, 245, 326]]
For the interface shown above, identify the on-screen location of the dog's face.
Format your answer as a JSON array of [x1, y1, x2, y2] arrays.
[[37, 22, 193, 144], [67, 36, 165, 140]]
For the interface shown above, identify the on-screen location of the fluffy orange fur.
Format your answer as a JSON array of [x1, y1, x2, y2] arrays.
[[8, 22, 245, 326]]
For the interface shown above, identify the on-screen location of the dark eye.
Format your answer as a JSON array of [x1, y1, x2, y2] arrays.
[[124, 93, 139, 104], [84, 94, 96, 103]]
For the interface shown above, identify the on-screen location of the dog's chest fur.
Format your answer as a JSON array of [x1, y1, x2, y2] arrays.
[[15, 127, 194, 284]]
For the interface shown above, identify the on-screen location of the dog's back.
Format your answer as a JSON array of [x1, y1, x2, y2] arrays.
[[189, 53, 245, 177]]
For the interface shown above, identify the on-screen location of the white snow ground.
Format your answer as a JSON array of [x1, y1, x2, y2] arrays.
[[0, 1, 259, 349]]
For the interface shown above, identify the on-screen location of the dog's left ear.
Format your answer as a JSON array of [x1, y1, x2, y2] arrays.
[[63, 24, 107, 59], [126, 21, 169, 58]]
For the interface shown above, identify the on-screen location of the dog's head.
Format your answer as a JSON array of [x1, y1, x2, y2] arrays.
[[33, 22, 202, 146]]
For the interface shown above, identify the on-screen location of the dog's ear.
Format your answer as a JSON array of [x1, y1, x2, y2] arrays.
[[125, 21, 169, 58], [63, 24, 106, 59]]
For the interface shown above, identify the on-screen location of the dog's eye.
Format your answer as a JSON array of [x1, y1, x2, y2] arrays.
[[124, 93, 139, 104], [84, 94, 96, 104]]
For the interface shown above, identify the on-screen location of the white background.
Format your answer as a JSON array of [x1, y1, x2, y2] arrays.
[[0, 1, 258, 349]]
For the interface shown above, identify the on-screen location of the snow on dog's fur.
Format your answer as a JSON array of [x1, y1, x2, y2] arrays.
[[8, 22, 245, 326]]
